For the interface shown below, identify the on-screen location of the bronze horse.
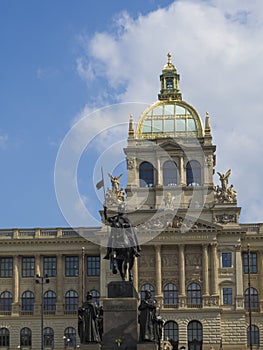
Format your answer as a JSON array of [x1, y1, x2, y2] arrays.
[[110, 226, 135, 282]]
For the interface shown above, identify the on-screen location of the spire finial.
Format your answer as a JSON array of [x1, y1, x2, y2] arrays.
[[167, 52, 172, 65], [128, 114, 134, 139], [204, 112, 212, 144]]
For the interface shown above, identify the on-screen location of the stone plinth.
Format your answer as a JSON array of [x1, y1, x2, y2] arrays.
[[79, 344, 101, 350], [108, 281, 138, 298], [137, 343, 158, 350], [102, 297, 138, 350]]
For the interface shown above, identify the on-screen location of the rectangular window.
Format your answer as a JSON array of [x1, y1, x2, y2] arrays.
[[22, 257, 35, 277], [87, 256, 100, 276], [0, 257, 13, 278], [243, 252, 257, 273], [222, 253, 232, 268], [142, 120, 151, 133], [65, 256, 79, 277], [223, 288, 232, 305], [43, 257, 57, 277], [164, 119, 174, 132], [153, 119, 162, 133], [176, 119, 186, 131]]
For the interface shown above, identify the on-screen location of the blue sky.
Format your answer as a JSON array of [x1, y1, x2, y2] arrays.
[[1, 0, 263, 228]]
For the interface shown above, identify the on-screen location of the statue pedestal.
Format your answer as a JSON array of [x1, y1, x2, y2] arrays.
[[137, 343, 158, 350], [108, 281, 138, 298], [79, 344, 101, 350], [102, 298, 138, 350]]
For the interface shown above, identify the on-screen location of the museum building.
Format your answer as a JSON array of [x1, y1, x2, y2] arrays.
[[0, 54, 262, 350]]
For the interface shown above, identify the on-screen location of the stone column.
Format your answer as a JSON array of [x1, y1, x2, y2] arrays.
[[179, 245, 185, 295], [133, 257, 139, 293], [35, 254, 41, 277], [34, 255, 41, 315], [211, 243, 219, 295], [178, 244, 186, 308], [79, 247, 85, 304], [157, 159, 161, 186], [235, 242, 244, 309], [258, 251, 263, 311], [56, 254, 64, 315], [155, 245, 162, 297], [202, 244, 209, 296], [12, 255, 20, 315], [180, 157, 185, 185]]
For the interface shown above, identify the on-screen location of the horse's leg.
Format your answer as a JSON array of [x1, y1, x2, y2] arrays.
[[117, 259, 125, 281], [128, 255, 135, 282], [123, 259, 128, 281], [112, 252, 118, 274]]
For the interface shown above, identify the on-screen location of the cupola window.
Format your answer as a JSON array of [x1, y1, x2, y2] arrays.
[[166, 78, 174, 89], [139, 162, 154, 187], [163, 161, 178, 186], [186, 161, 201, 186]]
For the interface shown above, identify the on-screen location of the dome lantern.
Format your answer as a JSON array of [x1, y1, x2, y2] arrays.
[[158, 52, 182, 101]]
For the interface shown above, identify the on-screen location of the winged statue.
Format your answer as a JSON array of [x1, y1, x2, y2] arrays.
[[217, 169, 231, 192]]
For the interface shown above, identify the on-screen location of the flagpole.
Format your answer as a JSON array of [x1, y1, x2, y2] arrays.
[[101, 166, 106, 202], [82, 247, 85, 304]]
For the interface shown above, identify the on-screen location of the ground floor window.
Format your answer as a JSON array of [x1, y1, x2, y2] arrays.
[[164, 321, 178, 350], [188, 320, 202, 350], [0, 328, 9, 346]]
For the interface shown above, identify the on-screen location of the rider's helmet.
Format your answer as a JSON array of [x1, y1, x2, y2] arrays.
[[118, 203, 125, 215]]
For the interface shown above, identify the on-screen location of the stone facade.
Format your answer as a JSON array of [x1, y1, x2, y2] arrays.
[[0, 55, 263, 349]]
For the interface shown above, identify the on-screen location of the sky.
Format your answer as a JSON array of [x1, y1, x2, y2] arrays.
[[0, 0, 263, 229]]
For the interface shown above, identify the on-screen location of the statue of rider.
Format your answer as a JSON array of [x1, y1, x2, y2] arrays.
[[103, 203, 141, 260]]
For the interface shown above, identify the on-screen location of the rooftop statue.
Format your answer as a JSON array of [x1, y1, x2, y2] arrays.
[[214, 169, 237, 203]]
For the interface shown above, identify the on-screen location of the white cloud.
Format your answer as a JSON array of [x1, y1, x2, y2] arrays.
[[75, 0, 263, 223]]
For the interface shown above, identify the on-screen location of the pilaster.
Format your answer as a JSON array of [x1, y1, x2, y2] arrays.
[[211, 242, 219, 295], [202, 244, 209, 296], [56, 254, 64, 315]]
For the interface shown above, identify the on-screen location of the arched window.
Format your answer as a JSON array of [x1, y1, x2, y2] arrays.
[[139, 162, 154, 187], [0, 328, 9, 347], [188, 321, 203, 349], [90, 289, 100, 306], [245, 288, 259, 310], [163, 283, 178, 306], [0, 291, 12, 312], [166, 78, 174, 90], [44, 327, 54, 347], [65, 290, 78, 311], [163, 161, 177, 186], [44, 290, 56, 311], [187, 283, 201, 307], [64, 327, 76, 347], [164, 321, 178, 349], [186, 161, 201, 186], [140, 283, 155, 300], [20, 327, 32, 346], [21, 290, 34, 311], [247, 325, 260, 346]]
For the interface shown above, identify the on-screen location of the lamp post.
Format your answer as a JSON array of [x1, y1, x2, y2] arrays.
[[35, 274, 50, 350]]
